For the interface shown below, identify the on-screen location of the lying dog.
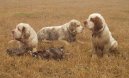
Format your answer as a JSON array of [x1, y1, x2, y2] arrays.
[[84, 13, 118, 57], [37, 19, 83, 44], [11, 23, 38, 53]]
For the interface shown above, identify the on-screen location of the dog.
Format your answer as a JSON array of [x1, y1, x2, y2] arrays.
[[10, 23, 38, 53], [37, 19, 83, 44], [84, 13, 118, 57]]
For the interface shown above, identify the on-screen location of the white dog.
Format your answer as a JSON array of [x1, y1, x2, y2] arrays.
[[11, 23, 38, 52], [37, 19, 83, 44], [84, 13, 118, 56]]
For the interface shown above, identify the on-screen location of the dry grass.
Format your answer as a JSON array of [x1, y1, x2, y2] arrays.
[[0, 0, 129, 78]]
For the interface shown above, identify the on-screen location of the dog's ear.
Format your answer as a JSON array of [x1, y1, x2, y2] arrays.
[[22, 26, 30, 39], [69, 21, 76, 33], [91, 16, 103, 32], [70, 21, 76, 26], [22, 26, 26, 32]]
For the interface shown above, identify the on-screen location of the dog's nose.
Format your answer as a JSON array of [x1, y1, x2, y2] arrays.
[[12, 30, 15, 34], [83, 20, 87, 25]]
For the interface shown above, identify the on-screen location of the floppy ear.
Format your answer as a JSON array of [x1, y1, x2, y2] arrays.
[[22, 26, 26, 32], [69, 22, 76, 33], [91, 17, 103, 32], [22, 26, 30, 39]]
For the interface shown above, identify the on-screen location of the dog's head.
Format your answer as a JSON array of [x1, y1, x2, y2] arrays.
[[83, 13, 106, 32], [68, 19, 83, 34], [12, 23, 31, 41]]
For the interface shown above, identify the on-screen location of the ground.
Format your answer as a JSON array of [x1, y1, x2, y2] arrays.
[[0, 0, 129, 78]]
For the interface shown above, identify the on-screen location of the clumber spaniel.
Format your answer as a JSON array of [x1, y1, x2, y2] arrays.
[[37, 19, 83, 44], [11, 23, 38, 52], [84, 13, 118, 57]]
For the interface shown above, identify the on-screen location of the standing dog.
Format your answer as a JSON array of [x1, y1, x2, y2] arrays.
[[37, 19, 83, 44], [11, 23, 38, 52], [84, 13, 118, 57]]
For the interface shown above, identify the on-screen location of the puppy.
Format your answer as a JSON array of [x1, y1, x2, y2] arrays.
[[11, 23, 38, 53], [37, 19, 83, 44], [84, 13, 118, 57]]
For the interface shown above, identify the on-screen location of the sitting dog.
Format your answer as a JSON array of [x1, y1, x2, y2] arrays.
[[11, 23, 38, 53], [37, 19, 83, 44], [83, 13, 118, 57]]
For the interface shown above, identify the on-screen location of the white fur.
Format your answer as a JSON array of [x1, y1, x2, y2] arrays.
[[11, 23, 38, 52], [84, 13, 118, 54], [37, 19, 83, 42]]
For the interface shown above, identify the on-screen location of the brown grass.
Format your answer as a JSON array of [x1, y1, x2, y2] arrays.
[[0, 0, 129, 78]]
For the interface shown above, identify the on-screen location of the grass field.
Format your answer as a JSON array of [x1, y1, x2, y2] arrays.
[[0, 0, 129, 78]]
